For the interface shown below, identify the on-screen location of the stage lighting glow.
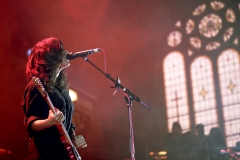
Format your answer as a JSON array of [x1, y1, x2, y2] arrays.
[[149, 152, 154, 155], [69, 89, 78, 102], [159, 151, 167, 155], [160, 155, 167, 159], [26, 48, 31, 56]]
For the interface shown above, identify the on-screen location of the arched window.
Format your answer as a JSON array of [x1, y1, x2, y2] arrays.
[[191, 56, 218, 134], [218, 49, 240, 146], [163, 51, 190, 132], [164, 0, 240, 146]]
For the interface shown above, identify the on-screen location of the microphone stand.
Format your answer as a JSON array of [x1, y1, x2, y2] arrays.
[[220, 149, 240, 160], [228, 153, 240, 160], [82, 57, 151, 160], [124, 94, 135, 160]]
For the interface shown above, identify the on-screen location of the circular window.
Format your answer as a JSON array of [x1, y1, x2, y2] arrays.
[[167, 31, 182, 47], [199, 14, 222, 38]]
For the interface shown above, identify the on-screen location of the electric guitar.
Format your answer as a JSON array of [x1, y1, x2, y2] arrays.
[[32, 77, 81, 160]]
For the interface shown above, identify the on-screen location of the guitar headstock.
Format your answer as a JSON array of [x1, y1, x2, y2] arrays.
[[32, 77, 47, 97]]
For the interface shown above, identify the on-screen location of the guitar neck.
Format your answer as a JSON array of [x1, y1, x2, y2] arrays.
[[43, 93, 81, 160], [44, 94, 73, 145]]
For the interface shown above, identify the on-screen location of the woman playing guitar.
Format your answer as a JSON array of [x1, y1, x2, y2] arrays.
[[22, 37, 87, 160]]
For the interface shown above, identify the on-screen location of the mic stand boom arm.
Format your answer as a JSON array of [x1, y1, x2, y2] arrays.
[[82, 57, 151, 160], [83, 57, 151, 110]]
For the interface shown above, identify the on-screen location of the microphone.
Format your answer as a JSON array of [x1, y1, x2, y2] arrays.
[[220, 149, 240, 155], [0, 148, 11, 154], [66, 48, 101, 60]]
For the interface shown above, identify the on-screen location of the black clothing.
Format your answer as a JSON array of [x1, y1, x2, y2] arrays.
[[22, 80, 75, 160]]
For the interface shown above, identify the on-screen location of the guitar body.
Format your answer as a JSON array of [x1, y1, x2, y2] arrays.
[[57, 125, 78, 160], [32, 77, 81, 160]]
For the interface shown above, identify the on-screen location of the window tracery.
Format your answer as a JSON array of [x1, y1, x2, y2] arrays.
[[190, 56, 218, 134], [175, 20, 181, 27], [218, 49, 240, 146], [164, 52, 190, 132], [210, 1, 225, 10], [199, 14, 222, 38], [233, 38, 238, 45], [186, 19, 195, 34], [205, 41, 221, 51], [167, 31, 182, 47], [164, 1, 240, 146], [192, 4, 206, 16], [189, 37, 201, 49], [223, 27, 234, 42], [188, 49, 193, 56], [226, 8, 236, 23]]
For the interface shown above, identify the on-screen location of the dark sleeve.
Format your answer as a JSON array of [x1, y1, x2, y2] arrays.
[[63, 89, 76, 133], [68, 123, 75, 137], [22, 83, 49, 135], [71, 123, 76, 130]]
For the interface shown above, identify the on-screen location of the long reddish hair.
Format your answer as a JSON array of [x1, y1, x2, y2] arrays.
[[26, 37, 68, 92]]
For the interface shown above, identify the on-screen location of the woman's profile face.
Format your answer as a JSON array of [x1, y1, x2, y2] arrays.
[[59, 49, 70, 70], [59, 42, 70, 69]]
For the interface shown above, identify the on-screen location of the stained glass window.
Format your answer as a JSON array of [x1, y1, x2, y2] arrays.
[[191, 56, 218, 134], [165, 1, 240, 148], [189, 37, 201, 49], [175, 20, 181, 28], [186, 19, 195, 34], [233, 38, 238, 45], [192, 4, 206, 16], [205, 41, 221, 51], [223, 27, 234, 42], [167, 31, 182, 47], [199, 14, 222, 38], [188, 49, 193, 56], [226, 8, 236, 23], [211, 1, 225, 10], [164, 52, 190, 132], [218, 49, 240, 147]]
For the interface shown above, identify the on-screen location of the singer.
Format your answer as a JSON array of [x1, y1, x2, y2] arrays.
[[21, 37, 87, 160]]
